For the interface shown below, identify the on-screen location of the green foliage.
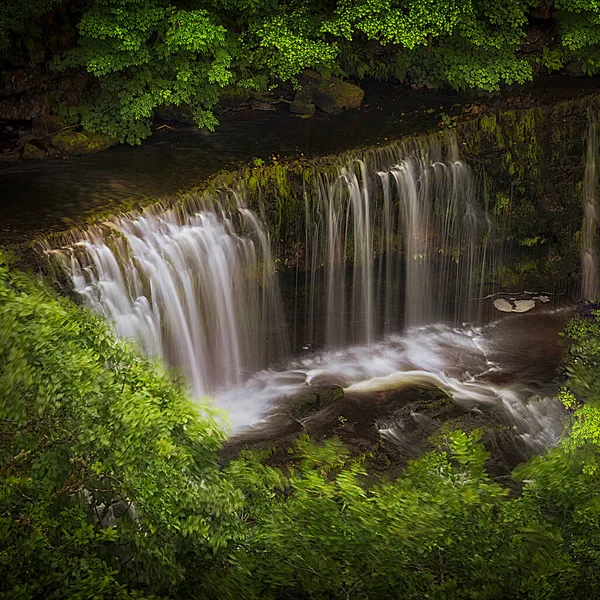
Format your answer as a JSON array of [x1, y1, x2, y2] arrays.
[[204, 432, 570, 599], [54, 0, 234, 143], [6, 251, 600, 598], [0, 251, 241, 599], [3, 0, 600, 142], [555, 0, 600, 74], [329, 0, 535, 91], [0, 0, 580, 142]]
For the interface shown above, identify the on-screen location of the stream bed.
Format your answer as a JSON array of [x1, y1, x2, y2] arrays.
[[220, 307, 569, 474]]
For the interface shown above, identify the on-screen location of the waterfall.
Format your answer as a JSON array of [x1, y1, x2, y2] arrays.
[[581, 114, 599, 302], [50, 201, 288, 396], [49, 134, 497, 395], [304, 138, 490, 346]]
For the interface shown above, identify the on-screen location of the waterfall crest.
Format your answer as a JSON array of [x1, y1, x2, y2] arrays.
[[303, 137, 491, 347]]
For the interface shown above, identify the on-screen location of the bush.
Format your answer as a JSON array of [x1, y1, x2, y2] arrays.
[[0, 251, 240, 599]]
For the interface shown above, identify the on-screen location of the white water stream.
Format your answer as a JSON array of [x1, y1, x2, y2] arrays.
[[215, 314, 565, 450]]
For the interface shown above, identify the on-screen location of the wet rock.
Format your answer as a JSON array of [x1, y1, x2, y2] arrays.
[[564, 61, 584, 77], [493, 298, 536, 313], [21, 142, 46, 160], [290, 96, 315, 117], [296, 70, 364, 115], [217, 87, 276, 112], [52, 130, 118, 155], [289, 385, 345, 419]]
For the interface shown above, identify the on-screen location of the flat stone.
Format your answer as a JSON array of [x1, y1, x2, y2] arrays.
[[0, 152, 19, 163], [252, 101, 276, 111], [493, 298, 536, 313]]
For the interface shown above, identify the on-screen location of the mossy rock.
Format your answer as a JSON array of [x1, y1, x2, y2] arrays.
[[21, 142, 46, 160], [51, 130, 118, 155], [298, 70, 364, 115], [290, 96, 316, 117], [218, 86, 272, 111]]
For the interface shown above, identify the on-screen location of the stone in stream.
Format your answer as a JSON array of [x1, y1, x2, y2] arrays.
[[22, 142, 46, 160], [51, 130, 118, 155], [290, 95, 316, 118], [493, 298, 536, 313], [291, 70, 364, 116]]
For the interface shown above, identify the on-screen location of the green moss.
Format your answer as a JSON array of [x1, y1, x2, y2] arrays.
[[248, 176, 258, 194], [52, 130, 118, 155]]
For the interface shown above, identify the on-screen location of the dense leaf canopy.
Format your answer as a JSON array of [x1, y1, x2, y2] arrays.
[[2, 0, 600, 142]]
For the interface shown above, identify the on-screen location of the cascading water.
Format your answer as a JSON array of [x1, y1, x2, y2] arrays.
[[47, 133, 563, 449], [50, 200, 288, 395], [581, 114, 599, 302], [303, 138, 491, 346]]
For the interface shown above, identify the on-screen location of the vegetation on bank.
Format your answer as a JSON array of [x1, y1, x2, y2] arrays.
[[3, 250, 600, 598], [2, 0, 600, 143]]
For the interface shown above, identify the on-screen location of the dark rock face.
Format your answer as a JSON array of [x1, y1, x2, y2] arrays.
[[0, 90, 50, 120], [32, 115, 68, 136], [154, 104, 196, 125]]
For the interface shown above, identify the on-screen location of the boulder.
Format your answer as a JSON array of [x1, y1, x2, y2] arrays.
[[51, 130, 118, 155], [296, 70, 364, 115], [290, 97, 316, 117], [22, 142, 46, 160], [313, 80, 364, 114]]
